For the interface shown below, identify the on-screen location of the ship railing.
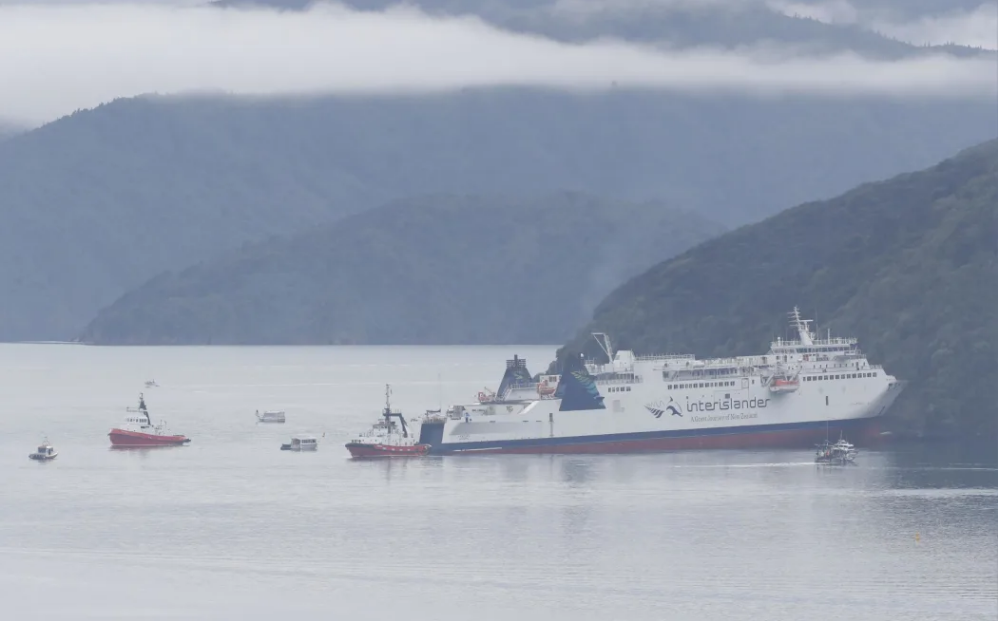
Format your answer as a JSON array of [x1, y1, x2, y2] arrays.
[[772, 336, 858, 348], [635, 353, 696, 361], [596, 375, 643, 385]]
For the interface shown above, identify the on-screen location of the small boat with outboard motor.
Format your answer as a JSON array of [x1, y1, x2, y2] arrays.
[[108, 394, 190, 447], [345, 385, 430, 458], [256, 409, 286, 423], [28, 439, 58, 461], [815, 433, 858, 464]]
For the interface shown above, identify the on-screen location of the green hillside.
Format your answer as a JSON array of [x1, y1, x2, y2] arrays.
[[559, 140, 998, 439], [80, 193, 723, 345], [1, 90, 994, 341]]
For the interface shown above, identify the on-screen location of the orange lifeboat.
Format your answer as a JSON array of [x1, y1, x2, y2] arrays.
[[537, 380, 557, 396]]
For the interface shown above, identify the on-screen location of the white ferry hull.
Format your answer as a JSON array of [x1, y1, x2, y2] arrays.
[[418, 310, 906, 455], [421, 381, 903, 454]]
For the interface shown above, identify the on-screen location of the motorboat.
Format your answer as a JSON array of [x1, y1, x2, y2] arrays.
[[109, 394, 190, 447], [281, 435, 318, 451], [815, 434, 858, 464], [29, 440, 58, 461], [256, 410, 286, 423], [145, 380, 159, 388], [345, 385, 430, 458]]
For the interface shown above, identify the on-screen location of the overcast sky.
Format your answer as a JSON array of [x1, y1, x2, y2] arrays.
[[0, 1, 995, 125]]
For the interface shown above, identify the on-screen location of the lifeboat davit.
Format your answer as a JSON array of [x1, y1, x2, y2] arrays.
[[109, 394, 190, 447]]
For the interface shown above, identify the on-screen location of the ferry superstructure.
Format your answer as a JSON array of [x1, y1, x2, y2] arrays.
[[418, 308, 905, 454]]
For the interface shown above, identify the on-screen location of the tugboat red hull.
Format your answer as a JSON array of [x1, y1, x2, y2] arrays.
[[345, 443, 429, 458], [109, 429, 190, 447]]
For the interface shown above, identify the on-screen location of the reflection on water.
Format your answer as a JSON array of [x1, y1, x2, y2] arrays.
[[0, 344, 995, 621]]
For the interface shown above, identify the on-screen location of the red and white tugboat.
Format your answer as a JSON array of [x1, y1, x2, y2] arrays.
[[109, 393, 191, 448], [345, 385, 430, 458]]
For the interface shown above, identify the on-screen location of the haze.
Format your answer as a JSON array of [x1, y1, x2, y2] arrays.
[[0, 1, 995, 125]]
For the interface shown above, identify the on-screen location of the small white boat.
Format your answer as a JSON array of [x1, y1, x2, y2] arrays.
[[815, 434, 858, 464], [145, 380, 159, 388], [255, 410, 286, 423], [281, 435, 318, 451], [29, 441, 58, 461]]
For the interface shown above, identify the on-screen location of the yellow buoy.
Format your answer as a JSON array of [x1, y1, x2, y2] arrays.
[[915, 533, 920, 542]]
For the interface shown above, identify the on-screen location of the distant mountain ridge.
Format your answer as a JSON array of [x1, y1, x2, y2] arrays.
[[2, 91, 993, 341], [80, 193, 724, 345], [558, 139, 998, 440]]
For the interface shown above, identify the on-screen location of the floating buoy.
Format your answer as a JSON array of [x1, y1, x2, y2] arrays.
[[915, 533, 920, 542]]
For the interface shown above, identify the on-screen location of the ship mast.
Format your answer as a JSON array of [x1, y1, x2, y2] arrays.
[[382, 384, 409, 438], [592, 332, 615, 362], [789, 307, 814, 346]]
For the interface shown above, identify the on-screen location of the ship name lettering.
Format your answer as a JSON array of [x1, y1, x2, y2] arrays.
[[686, 398, 770, 412]]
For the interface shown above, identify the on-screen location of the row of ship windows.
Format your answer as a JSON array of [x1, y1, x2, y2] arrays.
[[607, 386, 632, 393], [806, 372, 877, 381], [668, 381, 738, 390]]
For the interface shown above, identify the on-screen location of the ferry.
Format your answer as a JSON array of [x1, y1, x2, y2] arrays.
[[417, 308, 905, 454], [108, 394, 191, 447]]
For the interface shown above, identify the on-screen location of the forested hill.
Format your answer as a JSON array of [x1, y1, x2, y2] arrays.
[[559, 139, 998, 440], [3, 93, 994, 341], [80, 193, 724, 345]]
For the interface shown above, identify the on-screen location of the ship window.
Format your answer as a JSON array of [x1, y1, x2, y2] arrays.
[[873, 373, 878, 377], [627, 387, 631, 392]]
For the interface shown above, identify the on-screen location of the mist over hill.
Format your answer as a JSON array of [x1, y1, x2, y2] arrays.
[[80, 193, 724, 345], [0, 0, 994, 341], [1, 90, 993, 341]]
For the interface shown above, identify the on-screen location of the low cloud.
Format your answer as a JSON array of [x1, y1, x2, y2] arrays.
[[0, 1, 995, 125], [550, 0, 758, 17], [767, 0, 858, 24], [769, 1, 998, 50], [872, 5, 998, 50]]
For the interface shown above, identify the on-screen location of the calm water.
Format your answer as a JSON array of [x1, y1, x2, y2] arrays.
[[1, 344, 995, 620]]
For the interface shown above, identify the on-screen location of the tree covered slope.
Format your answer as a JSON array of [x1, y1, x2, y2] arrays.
[[560, 139, 998, 439], [80, 193, 724, 345]]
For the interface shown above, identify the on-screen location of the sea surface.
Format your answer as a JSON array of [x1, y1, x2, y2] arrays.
[[0, 344, 995, 621]]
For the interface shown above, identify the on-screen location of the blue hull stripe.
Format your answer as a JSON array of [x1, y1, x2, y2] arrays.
[[430, 417, 878, 454]]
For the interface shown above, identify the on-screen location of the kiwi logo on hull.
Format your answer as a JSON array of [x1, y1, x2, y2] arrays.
[[646, 397, 682, 418]]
